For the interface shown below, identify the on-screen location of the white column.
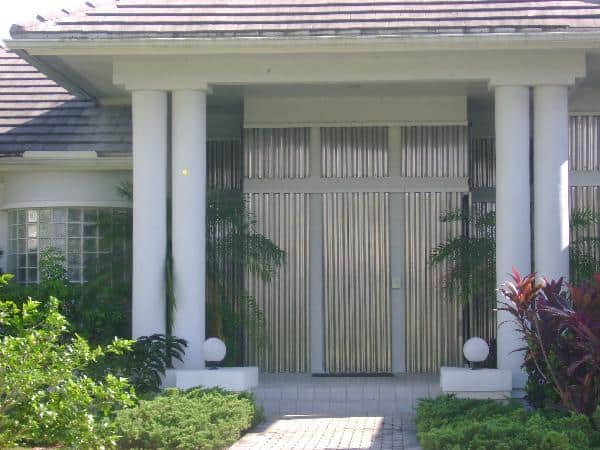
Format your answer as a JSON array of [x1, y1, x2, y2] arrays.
[[495, 86, 532, 391], [132, 91, 168, 338], [172, 90, 207, 369], [533, 86, 570, 280]]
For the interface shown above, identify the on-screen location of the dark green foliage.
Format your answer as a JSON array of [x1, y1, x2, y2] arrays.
[[570, 209, 600, 284], [0, 278, 136, 449], [431, 207, 600, 307], [114, 387, 262, 450], [416, 396, 599, 450], [1, 235, 131, 345], [205, 190, 285, 364], [117, 183, 284, 365], [430, 208, 496, 306], [90, 334, 187, 395]]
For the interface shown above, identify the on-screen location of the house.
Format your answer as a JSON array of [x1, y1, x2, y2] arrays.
[[1, 1, 600, 396]]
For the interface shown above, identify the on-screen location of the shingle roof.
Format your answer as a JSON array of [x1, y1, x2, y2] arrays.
[[0, 48, 131, 155], [9, 0, 600, 40]]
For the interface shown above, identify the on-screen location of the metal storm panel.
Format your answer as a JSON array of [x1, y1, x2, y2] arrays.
[[570, 115, 600, 172], [244, 193, 311, 373], [401, 126, 469, 178], [207, 140, 242, 191], [404, 191, 464, 373], [244, 128, 310, 179], [321, 127, 388, 178], [323, 192, 391, 374]]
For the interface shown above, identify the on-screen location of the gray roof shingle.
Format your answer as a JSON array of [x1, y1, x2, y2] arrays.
[[0, 48, 131, 156], [10, 0, 600, 40]]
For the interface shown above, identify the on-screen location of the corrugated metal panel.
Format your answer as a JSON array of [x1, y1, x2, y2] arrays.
[[404, 192, 464, 373], [469, 116, 600, 187], [323, 192, 391, 374], [207, 139, 243, 190], [470, 137, 496, 189], [321, 127, 388, 178], [468, 201, 497, 343], [401, 126, 469, 178], [244, 193, 310, 372], [244, 128, 310, 179], [570, 116, 600, 172]]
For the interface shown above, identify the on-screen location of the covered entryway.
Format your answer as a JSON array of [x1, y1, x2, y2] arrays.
[[241, 96, 470, 375]]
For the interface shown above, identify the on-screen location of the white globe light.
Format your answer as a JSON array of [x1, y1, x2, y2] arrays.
[[463, 337, 489, 363], [203, 338, 227, 363]]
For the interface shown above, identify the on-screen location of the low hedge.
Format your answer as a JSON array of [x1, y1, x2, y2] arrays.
[[114, 387, 263, 450], [416, 396, 600, 450]]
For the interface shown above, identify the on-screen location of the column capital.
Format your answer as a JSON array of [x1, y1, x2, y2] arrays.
[[115, 69, 210, 92], [171, 84, 212, 94], [490, 78, 578, 90]]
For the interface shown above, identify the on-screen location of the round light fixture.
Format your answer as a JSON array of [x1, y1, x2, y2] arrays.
[[463, 337, 489, 364], [203, 337, 227, 365]]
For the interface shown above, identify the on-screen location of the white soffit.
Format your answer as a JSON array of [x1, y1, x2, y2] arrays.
[[244, 96, 467, 128]]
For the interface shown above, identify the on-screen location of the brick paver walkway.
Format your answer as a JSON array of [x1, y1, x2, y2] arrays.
[[230, 414, 421, 450]]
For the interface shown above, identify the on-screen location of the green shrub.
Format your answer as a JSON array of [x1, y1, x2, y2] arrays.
[[114, 387, 263, 449], [416, 396, 599, 450], [90, 333, 187, 395], [0, 277, 136, 449]]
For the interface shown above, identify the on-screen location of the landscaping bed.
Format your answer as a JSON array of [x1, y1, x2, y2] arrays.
[[416, 396, 600, 450], [114, 387, 263, 450]]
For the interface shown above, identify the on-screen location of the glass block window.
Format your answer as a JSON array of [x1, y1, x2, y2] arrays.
[[7, 207, 121, 284]]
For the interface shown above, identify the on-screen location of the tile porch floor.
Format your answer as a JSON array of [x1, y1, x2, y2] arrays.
[[230, 374, 440, 450], [252, 373, 441, 417]]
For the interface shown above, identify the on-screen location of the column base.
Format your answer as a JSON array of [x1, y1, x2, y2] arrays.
[[163, 367, 259, 392], [440, 367, 512, 400]]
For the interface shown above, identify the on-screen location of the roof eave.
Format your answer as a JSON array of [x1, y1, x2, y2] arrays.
[[7, 31, 600, 56]]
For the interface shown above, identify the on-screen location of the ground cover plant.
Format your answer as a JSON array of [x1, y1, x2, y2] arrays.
[[114, 387, 263, 450], [416, 395, 600, 450]]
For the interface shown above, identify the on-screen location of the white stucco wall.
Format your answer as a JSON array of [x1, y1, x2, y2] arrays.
[[244, 95, 467, 128], [0, 170, 132, 210], [0, 170, 132, 272]]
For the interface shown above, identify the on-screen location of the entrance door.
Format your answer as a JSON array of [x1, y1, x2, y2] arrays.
[[322, 192, 391, 374]]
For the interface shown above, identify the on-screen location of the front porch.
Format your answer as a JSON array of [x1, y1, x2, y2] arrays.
[[118, 49, 594, 394], [252, 373, 440, 417]]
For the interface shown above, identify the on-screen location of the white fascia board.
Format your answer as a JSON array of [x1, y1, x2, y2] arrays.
[[113, 50, 586, 90], [0, 156, 132, 172], [23, 150, 98, 159], [7, 32, 600, 56]]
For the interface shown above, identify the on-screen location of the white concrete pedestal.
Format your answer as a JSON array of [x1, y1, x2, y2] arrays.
[[164, 367, 259, 392], [440, 367, 512, 400]]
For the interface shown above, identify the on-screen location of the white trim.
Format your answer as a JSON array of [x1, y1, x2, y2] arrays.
[[309, 194, 324, 374], [9, 31, 600, 56], [113, 51, 584, 90], [1, 201, 131, 210], [23, 151, 99, 159], [390, 193, 406, 373], [569, 171, 600, 187], [569, 112, 600, 116], [244, 176, 469, 193], [0, 157, 132, 172], [244, 121, 469, 129]]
